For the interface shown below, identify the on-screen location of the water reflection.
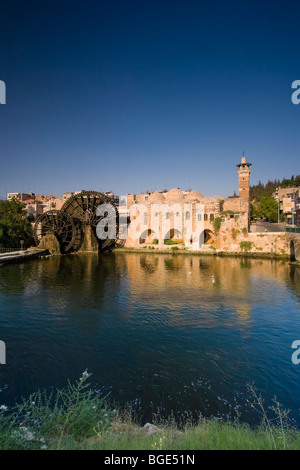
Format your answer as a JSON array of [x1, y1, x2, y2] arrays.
[[0, 252, 299, 425], [126, 253, 300, 299]]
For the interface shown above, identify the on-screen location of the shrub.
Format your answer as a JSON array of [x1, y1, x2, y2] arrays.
[[152, 239, 159, 245], [220, 210, 234, 216], [231, 228, 240, 240], [0, 371, 110, 450], [213, 217, 222, 231], [240, 241, 253, 253], [171, 246, 179, 251]]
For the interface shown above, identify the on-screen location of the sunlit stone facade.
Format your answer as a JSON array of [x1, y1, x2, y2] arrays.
[[125, 157, 251, 251]]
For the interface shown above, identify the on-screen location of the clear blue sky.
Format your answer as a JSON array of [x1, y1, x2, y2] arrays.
[[0, 0, 299, 199]]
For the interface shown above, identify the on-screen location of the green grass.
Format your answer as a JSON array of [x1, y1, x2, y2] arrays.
[[31, 420, 300, 451], [164, 239, 183, 245], [0, 372, 300, 450]]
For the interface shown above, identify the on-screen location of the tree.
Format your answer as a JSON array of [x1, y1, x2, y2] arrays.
[[0, 199, 34, 248], [250, 202, 261, 219], [250, 174, 300, 200], [258, 196, 278, 221]]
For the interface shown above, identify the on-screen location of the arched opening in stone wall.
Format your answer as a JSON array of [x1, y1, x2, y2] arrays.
[[164, 228, 183, 243], [204, 229, 215, 244], [290, 240, 296, 262], [139, 229, 158, 245], [197, 231, 205, 249]]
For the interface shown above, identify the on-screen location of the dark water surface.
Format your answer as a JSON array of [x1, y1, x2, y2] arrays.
[[0, 252, 300, 424]]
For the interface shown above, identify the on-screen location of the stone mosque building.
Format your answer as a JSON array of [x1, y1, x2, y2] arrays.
[[125, 156, 252, 250]]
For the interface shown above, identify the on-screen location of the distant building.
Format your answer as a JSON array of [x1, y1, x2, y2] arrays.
[[7, 192, 71, 220], [273, 186, 300, 226], [6, 190, 119, 221], [25, 200, 45, 219], [7, 192, 35, 202], [293, 190, 300, 227]]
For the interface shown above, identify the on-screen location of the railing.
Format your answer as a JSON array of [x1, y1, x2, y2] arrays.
[[285, 227, 300, 233], [0, 248, 22, 253]]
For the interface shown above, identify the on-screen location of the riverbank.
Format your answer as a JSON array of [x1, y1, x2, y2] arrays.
[[12, 419, 299, 451], [113, 247, 293, 262], [0, 246, 296, 265], [1, 372, 300, 450]]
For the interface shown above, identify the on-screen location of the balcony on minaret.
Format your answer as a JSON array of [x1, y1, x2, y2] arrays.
[[236, 155, 252, 173]]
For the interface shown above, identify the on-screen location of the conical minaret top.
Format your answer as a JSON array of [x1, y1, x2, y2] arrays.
[[236, 154, 252, 199]]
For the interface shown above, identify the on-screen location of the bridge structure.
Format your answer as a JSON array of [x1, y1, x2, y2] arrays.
[[34, 191, 119, 254]]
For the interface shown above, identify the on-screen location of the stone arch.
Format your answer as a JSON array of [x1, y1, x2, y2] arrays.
[[204, 229, 215, 244], [139, 229, 158, 245], [164, 228, 183, 242]]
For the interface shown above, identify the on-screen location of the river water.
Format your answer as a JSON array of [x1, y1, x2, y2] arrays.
[[0, 252, 299, 425]]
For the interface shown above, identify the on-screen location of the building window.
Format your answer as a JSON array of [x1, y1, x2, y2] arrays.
[[210, 214, 214, 221], [185, 211, 190, 220], [166, 212, 170, 219], [204, 214, 208, 221], [197, 214, 202, 221]]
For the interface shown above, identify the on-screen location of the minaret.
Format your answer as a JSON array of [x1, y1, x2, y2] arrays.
[[236, 154, 252, 199]]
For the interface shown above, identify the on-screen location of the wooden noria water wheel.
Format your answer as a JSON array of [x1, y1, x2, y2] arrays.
[[34, 191, 119, 253], [34, 210, 76, 254]]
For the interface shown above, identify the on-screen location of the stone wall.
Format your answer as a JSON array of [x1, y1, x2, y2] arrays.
[[223, 197, 249, 213], [211, 212, 249, 251], [217, 226, 300, 260], [286, 234, 300, 261]]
